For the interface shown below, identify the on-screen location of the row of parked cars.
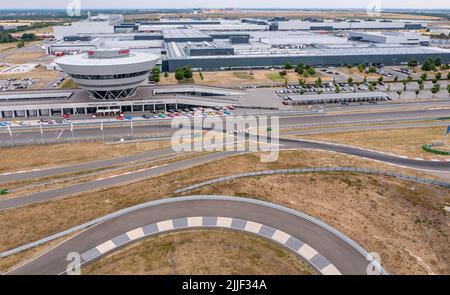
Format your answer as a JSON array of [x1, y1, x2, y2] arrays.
[[136, 106, 235, 120], [0, 78, 35, 91]]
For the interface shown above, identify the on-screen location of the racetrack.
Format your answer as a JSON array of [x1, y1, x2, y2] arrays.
[[5, 196, 384, 275]]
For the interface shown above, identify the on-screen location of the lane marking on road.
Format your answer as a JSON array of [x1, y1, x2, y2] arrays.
[[56, 129, 64, 139]]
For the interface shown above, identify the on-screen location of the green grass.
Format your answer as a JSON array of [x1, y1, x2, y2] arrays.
[[232, 72, 255, 80], [60, 79, 78, 89], [266, 72, 285, 82]]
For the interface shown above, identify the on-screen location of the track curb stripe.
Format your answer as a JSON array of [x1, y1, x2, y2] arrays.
[[79, 216, 342, 275]]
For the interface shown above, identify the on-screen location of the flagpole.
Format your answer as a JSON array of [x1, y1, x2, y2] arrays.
[[101, 120, 104, 143], [70, 122, 74, 143], [40, 123, 45, 144], [130, 119, 134, 138], [7, 125, 13, 147]]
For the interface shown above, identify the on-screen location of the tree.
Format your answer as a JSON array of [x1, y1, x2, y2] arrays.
[[368, 84, 375, 92], [368, 66, 376, 73], [298, 78, 305, 87], [357, 64, 365, 73], [335, 85, 340, 93], [295, 63, 304, 74], [415, 89, 420, 98], [447, 72, 450, 80], [363, 76, 367, 84], [347, 64, 353, 69], [407, 58, 418, 68], [164, 72, 169, 78], [21, 33, 37, 41], [420, 73, 427, 81], [182, 65, 193, 79], [199, 71, 204, 80], [435, 72, 442, 80], [347, 77, 353, 85], [377, 76, 383, 83], [175, 68, 184, 81], [315, 77, 322, 87], [284, 78, 288, 87], [447, 85, 450, 96], [307, 67, 316, 75], [419, 83, 424, 91], [396, 90, 402, 98], [16, 40, 24, 48], [279, 69, 287, 76], [0, 31, 14, 43], [431, 83, 440, 97], [422, 58, 436, 71], [284, 62, 293, 70], [302, 71, 309, 78], [402, 81, 407, 91], [332, 77, 336, 85], [434, 57, 442, 67], [394, 76, 398, 82], [407, 75, 413, 82]]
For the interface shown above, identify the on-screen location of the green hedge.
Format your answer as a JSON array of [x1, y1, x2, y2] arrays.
[[422, 144, 450, 155]]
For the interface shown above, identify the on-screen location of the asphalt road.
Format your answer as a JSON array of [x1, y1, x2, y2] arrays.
[[2, 108, 450, 144], [1, 134, 449, 211], [0, 151, 239, 210], [6, 198, 371, 275], [280, 121, 450, 136], [0, 147, 176, 183]]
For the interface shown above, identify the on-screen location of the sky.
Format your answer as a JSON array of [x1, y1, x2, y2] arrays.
[[1, 0, 448, 10]]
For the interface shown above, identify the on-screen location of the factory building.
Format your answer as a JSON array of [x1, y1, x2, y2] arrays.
[[348, 31, 430, 45]]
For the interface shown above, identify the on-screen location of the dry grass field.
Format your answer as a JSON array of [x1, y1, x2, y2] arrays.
[[124, 11, 440, 22], [293, 126, 450, 159], [0, 150, 446, 274], [158, 69, 330, 86], [0, 140, 171, 173], [83, 230, 315, 275], [186, 173, 450, 275]]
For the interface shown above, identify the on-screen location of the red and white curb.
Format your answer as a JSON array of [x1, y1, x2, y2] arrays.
[[95, 164, 169, 181]]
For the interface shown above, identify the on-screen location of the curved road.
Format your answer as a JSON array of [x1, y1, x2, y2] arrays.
[[1, 135, 449, 211], [6, 196, 381, 275]]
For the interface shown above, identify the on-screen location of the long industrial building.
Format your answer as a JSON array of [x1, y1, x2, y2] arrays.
[[47, 15, 450, 73]]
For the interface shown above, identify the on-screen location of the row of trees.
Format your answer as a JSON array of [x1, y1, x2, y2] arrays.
[[175, 65, 193, 81]]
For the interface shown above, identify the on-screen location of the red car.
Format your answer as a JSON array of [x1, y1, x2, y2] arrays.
[[63, 114, 70, 119], [116, 115, 124, 120]]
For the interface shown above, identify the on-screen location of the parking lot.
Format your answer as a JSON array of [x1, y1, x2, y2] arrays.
[[0, 105, 235, 128], [0, 78, 36, 91]]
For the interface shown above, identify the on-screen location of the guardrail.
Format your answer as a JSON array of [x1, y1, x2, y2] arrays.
[[174, 167, 450, 194]]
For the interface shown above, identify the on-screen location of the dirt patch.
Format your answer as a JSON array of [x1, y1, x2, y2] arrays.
[[292, 126, 450, 159], [186, 174, 450, 275], [82, 230, 315, 275]]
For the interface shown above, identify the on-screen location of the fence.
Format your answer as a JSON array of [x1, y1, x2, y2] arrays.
[[174, 167, 450, 194]]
